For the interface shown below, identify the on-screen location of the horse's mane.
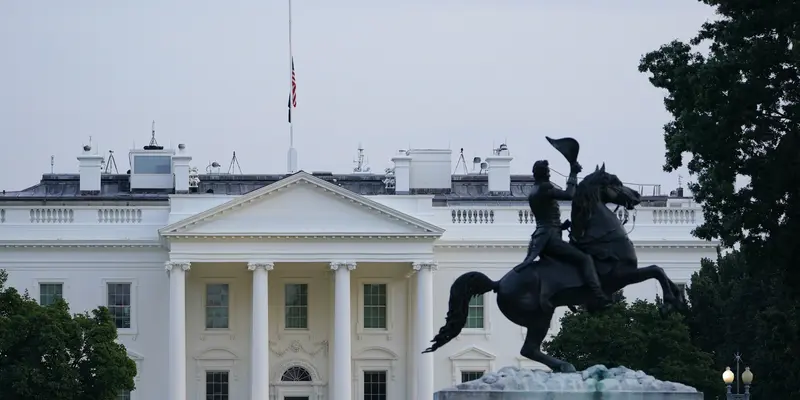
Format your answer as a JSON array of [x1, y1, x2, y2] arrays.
[[571, 169, 607, 239]]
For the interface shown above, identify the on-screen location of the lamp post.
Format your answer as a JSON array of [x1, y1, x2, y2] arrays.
[[722, 353, 753, 399]]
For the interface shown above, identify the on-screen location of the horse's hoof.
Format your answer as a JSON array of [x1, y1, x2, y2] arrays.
[[558, 363, 577, 373]]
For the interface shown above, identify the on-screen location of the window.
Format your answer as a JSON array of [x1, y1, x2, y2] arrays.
[[107, 283, 132, 329], [206, 371, 229, 400], [363, 284, 387, 329], [205, 284, 230, 329], [363, 371, 387, 400], [466, 295, 484, 329], [133, 155, 171, 174], [39, 283, 63, 306], [284, 283, 308, 329], [116, 390, 131, 400], [461, 370, 485, 382], [281, 366, 312, 382]]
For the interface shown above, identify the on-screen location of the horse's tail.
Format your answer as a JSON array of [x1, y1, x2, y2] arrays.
[[422, 272, 499, 354]]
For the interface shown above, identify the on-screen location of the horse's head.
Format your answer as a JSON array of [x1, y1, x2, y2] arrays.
[[586, 163, 641, 210], [571, 163, 641, 240]]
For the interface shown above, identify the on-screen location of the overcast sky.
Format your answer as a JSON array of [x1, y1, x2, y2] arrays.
[[0, 0, 714, 193]]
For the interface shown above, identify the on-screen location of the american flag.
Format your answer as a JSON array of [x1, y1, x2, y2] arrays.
[[288, 58, 297, 123]]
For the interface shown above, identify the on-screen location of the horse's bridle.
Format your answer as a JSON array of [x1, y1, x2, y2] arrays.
[[613, 204, 637, 235], [608, 184, 638, 235]]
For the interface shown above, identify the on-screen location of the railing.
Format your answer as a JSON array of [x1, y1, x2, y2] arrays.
[[30, 208, 74, 223], [0, 205, 700, 227], [97, 208, 144, 224], [0, 206, 167, 226], [443, 206, 698, 226]]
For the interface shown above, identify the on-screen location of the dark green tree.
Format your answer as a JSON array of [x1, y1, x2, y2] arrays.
[[686, 251, 800, 399], [0, 269, 137, 400], [638, 0, 800, 397], [543, 297, 717, 395]]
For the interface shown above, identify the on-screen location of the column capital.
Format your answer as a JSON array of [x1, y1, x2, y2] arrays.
[[247, 261, 275, 271], [330, 261, 357, 271], [165, 261, 191, 272], [412, 261, 438, 271]]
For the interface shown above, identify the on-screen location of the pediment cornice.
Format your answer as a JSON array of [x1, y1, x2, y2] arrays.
[[159, 171, 444, 238]]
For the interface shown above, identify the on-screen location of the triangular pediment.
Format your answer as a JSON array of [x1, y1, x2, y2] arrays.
[[160, 171, 444, 238], [449, 346, 496, 361]]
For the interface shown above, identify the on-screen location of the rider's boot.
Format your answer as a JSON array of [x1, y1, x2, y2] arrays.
[[579, 257, 611, 309]]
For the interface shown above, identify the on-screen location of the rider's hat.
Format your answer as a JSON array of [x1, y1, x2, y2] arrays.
[[545, 136, 580, 165]]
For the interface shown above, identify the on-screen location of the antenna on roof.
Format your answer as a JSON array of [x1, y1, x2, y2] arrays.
[[144, 120, 164, 150], [105, 150, 119, 174], [353, 143, 371, 173], [227, 151, 243, 174], [453, 148, 468, 175], [50, 155, 54, 174]]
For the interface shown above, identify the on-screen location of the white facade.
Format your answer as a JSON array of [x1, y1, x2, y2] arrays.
[[0, 169, 715, 400]]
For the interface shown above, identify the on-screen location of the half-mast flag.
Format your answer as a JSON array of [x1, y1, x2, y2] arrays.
[[288, 58, 297, 123]]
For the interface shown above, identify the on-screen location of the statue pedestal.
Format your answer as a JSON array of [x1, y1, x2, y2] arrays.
[[433, 365, 703, 400], [434, 392, 702, 400]]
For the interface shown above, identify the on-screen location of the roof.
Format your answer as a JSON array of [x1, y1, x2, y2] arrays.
[[0, 172, 675, 206]]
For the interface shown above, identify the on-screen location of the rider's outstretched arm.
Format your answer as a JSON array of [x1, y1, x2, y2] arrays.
[[545, 174, 578, 201]]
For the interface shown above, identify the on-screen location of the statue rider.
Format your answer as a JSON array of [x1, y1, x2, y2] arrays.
[[513, 158, 611, 309]]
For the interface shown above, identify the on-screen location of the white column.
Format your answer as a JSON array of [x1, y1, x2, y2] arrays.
[[414, 261, 438, 400], [330, 261, 356, 400], [248, 262, 274, 400], [166, 261, 191, 400]]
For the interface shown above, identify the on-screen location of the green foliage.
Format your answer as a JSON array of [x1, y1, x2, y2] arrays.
[[543, 298, 717, 395], [687, 252, 800, 399], [638, 0, 800, 397], [0, 269, 137, 400], [638, 0, 800, 251]]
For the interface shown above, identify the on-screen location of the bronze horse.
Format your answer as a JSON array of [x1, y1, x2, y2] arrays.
[[423, 164, 688, 373]]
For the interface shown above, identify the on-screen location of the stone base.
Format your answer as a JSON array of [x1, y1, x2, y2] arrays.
[[434, 392, 702, 400], [434, 365, 702, 400]]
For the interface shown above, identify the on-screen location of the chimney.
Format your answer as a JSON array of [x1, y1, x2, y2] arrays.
[[77, 145, 103, 193], [407, 149, 452, 191], [391, 150, 412, 194], [173, 143, 192, 193], [485, 144, 513, 194]]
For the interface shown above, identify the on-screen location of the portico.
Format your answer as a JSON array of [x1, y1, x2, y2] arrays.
[[158, 172, 445, 400]]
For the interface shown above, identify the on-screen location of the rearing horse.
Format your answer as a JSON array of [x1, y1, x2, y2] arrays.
[[423, 165, 688, 372]]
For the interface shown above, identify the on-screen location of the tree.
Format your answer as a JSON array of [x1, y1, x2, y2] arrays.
[[0, 269, 137, 400], [543, 296, 717, 395], [638, 1, 800, 397], [686, 252, 800, 399], [638, 0, 800, 252]]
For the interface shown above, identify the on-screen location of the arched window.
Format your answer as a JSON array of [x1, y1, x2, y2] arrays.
[[281, 366, 312, 382]]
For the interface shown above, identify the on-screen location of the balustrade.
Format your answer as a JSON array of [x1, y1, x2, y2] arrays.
[[0, 204, 701, 227], [97, 208, 143, 223], [0, 206, 166, 226], [440, 206, 699, 226]]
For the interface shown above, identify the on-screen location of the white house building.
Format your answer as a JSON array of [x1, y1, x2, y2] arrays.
[[0, 140, 717, 400]]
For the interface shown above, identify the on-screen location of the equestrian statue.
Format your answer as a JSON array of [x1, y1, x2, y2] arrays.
[[423, 136, 688, 373]]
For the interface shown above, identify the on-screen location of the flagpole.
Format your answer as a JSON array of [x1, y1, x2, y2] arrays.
[[286, 0, 298, 173], [288, 0, 293, 149]]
